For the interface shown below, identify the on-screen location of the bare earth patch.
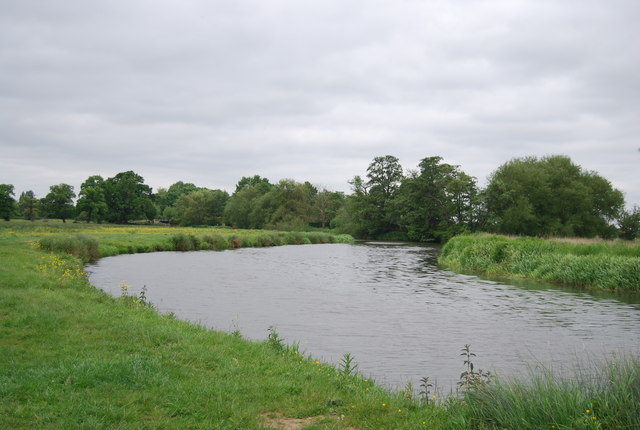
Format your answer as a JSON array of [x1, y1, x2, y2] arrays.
[[260, 413, 319, 430]]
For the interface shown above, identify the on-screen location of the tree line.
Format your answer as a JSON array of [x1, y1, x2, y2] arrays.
[[1, 154, 638, 241]]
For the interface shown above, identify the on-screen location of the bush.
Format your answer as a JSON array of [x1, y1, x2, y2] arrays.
[[170, 233, 200, 252], [201, 234, 229, 251]]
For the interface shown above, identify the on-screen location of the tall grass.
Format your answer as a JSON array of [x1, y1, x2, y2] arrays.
[[38, 234, 100, 263], [439, 234, 640, 291], [462, 355, 640, 429]]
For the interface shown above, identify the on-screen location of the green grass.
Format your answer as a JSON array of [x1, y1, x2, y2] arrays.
[[1, 221, 638, 428], [461, 355, 640, 429], [439, 234, 640, 291]]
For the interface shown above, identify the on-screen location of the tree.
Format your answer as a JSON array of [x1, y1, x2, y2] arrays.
[[366, 155, 404, 200], [42, 184, 76, 222], [76, 175, 108, 223], [156, 181, 199, 219], [103, 171, 154, 224], [313, 189, 345, 228], [263, 180, 317, 230], [618, 205, 640, 240], [174, 189, 229, 226], [224, 176, 274, 228], [18, 190, 39, 221], [0, 184, 16, 221], [484, 155, 624, 237], [340, 156, 404, 238], [393, 156, 478, 242], [234, 175, 272, 193]]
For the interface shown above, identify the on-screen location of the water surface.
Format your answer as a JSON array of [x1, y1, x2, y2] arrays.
[[87, 242, 640, 390]]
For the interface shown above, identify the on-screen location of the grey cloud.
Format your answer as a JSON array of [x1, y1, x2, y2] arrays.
[[1, 0, 638, 206]]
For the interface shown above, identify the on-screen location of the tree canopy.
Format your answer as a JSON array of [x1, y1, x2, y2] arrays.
[[103, 171, 154, 224], [484, 155, 624, 238], [4, 153, 631, 240], [0, 184, 16, 221], [42, 184, 76, 223], [18, 190, 39, 221], [76, 176, 108, 223]]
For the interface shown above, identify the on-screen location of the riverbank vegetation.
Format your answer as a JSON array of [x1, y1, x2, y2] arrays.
[[2, 221, 639, 428], [2, 154, 639, 243], [439, 234, 640, 291]]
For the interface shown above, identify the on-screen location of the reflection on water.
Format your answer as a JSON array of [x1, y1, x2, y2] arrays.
[[86, 242, 640, 390]]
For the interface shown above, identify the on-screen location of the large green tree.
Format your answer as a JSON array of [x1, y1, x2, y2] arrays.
[[18, 190, 39, 221], [340, 155, 404, 238], [618, 205, 640, 240], [394, 156, 478, 242], [103, 171, 154, 224], [155, 181, 199, 221], [313, 189, 345, 228], [174, 189, 229, 226], [262, 179, 317, 231], [76, 175, 108, 223], [484, 155, 624, 237], [224, 176, 274, 228], [42, 184, 76, 222], [0, 184, 16, 221]]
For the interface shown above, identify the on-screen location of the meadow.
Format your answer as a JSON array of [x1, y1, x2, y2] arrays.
[[1, 221, 638, 429], [439, 234, 640, 292]]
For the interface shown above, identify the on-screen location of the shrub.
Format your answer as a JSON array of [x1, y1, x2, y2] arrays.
[[201, 234, 229, 251], [170, 233, 200, 252]]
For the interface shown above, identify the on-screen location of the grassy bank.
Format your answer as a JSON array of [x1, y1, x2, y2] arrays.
[[2, 221, 638, 428], [439, 234, 640, 292]]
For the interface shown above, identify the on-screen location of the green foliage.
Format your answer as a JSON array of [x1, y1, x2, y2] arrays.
[[618, 205, 640, 240], [0, 184, 17, 221], [458, 344, 491, 390], [155, 181, 198, 217], [339, 353, 358, 377], [103, 171, 154, 224], [313, 189, 345, 228], [439, 234, 640, 291], [394, 156, 478, 243], [224, 177, 334, 231], [264, 179, 317, 230], [223, 178, 274, 228], [169, 233, 201, 251], [18, 190, 39, 221], [174, 188, 229, 226], [39, 234, 100, 263], [76, 175, 108, 223], [462, 355, 640, 430], [484, 155, 624, 238], [200, 234, 230, 250], [41, 183, 76, 223]]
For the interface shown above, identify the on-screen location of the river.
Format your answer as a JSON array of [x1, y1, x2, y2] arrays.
[[86, 242, 640, 392]]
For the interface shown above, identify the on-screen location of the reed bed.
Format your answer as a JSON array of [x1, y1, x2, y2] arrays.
[[439, 234, 640, 291]]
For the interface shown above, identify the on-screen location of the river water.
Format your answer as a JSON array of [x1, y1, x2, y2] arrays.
[[86, 242, 640, 391]]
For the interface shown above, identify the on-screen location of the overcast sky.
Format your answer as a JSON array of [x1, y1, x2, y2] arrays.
[[1, 0, 639, 207]]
